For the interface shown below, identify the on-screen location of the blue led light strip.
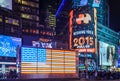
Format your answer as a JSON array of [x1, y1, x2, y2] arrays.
[[55, 0, 65, 17]]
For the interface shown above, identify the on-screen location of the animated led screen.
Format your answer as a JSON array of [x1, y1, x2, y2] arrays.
[[99, 41, 115, 66], [21, 47, 76, 75], [0, 35, 21, 57], [69, 6, 95, 53], [0, 0, 12, 10]]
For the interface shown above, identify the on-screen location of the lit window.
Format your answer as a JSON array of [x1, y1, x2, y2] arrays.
[[18, 0, 21, 3], [5, 19, 8, 23], [5, 17, 19, 26], [21, 13, 30, 19], [13, 19, 19, 26], [22, 0, 27, 5], [0, 16, 2, 22]]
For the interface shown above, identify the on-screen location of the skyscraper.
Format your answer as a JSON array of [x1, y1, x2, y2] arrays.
[[39, 0, 57, 43], [13, 0, 40, 36], [0, 5, 21, 37]]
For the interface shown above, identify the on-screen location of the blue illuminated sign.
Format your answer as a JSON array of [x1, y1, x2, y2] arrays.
[[79, 53, 92, 58], [0, 35, 21, 57]]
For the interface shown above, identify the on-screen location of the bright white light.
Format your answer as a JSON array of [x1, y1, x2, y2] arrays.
[[0, 0, 12, 10]]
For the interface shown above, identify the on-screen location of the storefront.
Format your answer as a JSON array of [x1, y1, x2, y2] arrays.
[[78, 53, 96, 71]]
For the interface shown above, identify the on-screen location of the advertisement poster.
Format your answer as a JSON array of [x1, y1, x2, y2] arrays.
[[99, 41, 115, 66]]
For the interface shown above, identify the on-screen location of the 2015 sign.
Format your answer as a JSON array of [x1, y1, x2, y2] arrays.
[[73, 36, 94, 47]]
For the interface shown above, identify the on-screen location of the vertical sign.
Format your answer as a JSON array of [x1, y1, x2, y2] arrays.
[[118, 47, 120, 67], [69, 6, 95, 53]]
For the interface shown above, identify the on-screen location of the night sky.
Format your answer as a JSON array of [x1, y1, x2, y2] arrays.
[[109, 0, 120, 32], [39, 0, 120, 32]]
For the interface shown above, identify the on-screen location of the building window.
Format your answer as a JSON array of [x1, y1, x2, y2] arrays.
[[0, 16, 2, 22], [15, 0, 22, 3], [22, 0, 27, 5], [21, 13, 39, 21], [21, 0, 39, 8], [5, 17, 19, 26], [21, 13, 30, 19]]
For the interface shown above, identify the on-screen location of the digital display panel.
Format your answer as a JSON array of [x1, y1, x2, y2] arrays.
[[64, 51, 76, 73], [69, 6, 95, 53], [0, 0, 12, 10], [0, 35, 21, 57], [37, 49, 51, 74], [51, 50, 64, 73], [72, 0, 88, 8], [21, 47, 76, 75], [117, 47, 120, 67], [21, 47, 37, 62], [21, 47, 37, 74], [38, 49, 46, 62], [92, 0, 100, 7], [32, 41, 55, 48], [99, 41, 115, 66]]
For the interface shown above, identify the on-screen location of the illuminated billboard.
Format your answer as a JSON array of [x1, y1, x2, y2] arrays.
[[72, 0, 88, 8], [69, 6, 95, 53], [92, 0, 100, 7], [32, 41, 55, 48], [21, 47, 76, 77], [99, 41, 115, 66], [0, 35, 21, 57], [117, 47, 120, 67], [0, 0, 12, 10]]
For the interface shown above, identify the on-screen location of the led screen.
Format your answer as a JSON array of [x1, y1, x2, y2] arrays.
[[32, 41, 55, 48], [21, 47, 37, 62], [21, 47, 76, 76], [92, 0, 100, 7], [118, 47, 120, 67], [99, 41, 115, 66], [72, 0, 88, 8], [0, 35, 21, 57], [69, 6, 95, 53], [0, 0, 12, 10]]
